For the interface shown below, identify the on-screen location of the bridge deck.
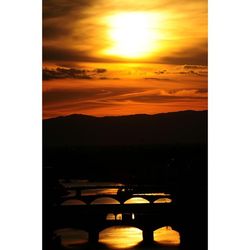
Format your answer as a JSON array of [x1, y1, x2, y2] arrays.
[[50, 203, 178, 232], [61, 185, 173, 204]]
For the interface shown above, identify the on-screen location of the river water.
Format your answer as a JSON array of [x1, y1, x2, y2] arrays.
[[55, 180, 180, 250]]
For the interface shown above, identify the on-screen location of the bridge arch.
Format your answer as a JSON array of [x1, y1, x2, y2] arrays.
[[91, 197, 120, 204], [106, 213, 116, 220], [154, 226, 180, 245], [124, 197, 150, 204], [61, 199, 87, 206], [116, 213, 122, 220], [99, 226, 143, 248]]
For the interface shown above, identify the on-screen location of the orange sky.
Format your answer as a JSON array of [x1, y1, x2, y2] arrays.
[[43, 0, 207, 118]]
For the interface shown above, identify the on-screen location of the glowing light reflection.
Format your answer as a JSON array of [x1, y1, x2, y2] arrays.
[[124, 197, 150, 204], [154, 226, 180, 245], [99, 227, 142, 248]]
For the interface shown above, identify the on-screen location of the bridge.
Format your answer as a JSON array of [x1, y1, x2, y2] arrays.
[[45, 184, 183, 249], [50, 203, 179, 244], [59, 185, 175, 205]]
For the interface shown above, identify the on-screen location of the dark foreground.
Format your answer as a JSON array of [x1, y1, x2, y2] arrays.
[[43, 144, 207, 250], [43, 111, 207, 250]]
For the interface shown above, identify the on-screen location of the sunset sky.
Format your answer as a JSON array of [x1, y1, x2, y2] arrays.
[[43, 0, 207, 118]]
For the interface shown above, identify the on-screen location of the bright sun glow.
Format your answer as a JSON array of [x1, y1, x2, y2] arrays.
[[105, 12, 160, 58]]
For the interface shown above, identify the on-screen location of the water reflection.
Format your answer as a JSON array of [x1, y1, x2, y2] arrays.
[[154, 227, 180, 245], [59, 179, 123, 189], [56, 181, 179, 249], [154, 198, 172, 203], [61, 196, 171, 205], [91, 197, 120, 204], [124, 197, 149, 204], [100, 227, 142, 248], [57, 226, 180, 249], [82, 188, 119, 196], [61, 199, 86, 206]]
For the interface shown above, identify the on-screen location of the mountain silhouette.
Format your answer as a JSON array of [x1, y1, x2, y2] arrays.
[[43, 110, 207, 147]]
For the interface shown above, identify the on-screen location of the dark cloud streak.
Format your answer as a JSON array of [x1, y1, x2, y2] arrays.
[[43, 67, 91, 80], [43, 0, 98, 19], [43, 67, 109, 80], [161, 43, 208, 66]]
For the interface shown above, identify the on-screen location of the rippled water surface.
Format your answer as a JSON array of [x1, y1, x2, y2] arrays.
[[56, 226, 180, 249]]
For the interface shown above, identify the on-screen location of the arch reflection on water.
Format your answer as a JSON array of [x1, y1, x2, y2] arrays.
[[154, 197, 172, 203], [154, 226, 180, 245], [99, 226, 180, 249], [124, 197, 150, 204], [99, 226, 142, 249], [61, 199, 86, 206], [55, 226, 180, 249]]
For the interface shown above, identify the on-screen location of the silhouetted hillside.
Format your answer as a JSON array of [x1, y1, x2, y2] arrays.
[[43, 110, 207, 147]]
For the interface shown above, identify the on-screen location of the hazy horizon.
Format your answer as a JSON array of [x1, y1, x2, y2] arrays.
[[43, 109, 207, 120]]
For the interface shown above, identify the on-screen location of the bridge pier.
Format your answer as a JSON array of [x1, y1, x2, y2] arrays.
[[142, 228, 154, 244], [88, 230, 99, 244]]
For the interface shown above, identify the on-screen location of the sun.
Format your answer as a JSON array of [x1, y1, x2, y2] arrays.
[[105, 12, 160, 59]]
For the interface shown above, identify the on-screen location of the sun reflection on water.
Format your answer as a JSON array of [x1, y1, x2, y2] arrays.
[[58, 226, 180, 249], [154, 227, 180, 245], [124, 197, 149, 204], [154, 197, 172, 203], [99, 226, 142, 248]]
